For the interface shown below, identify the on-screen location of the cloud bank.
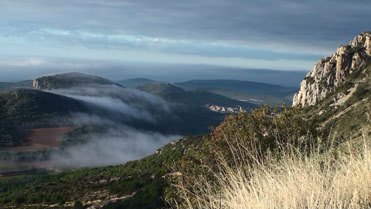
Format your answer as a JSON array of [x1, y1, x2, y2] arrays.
[[1, 0, 369, 49], [1, 0, 369, 71]]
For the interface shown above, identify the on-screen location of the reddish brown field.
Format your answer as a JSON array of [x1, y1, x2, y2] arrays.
[[0, 127, 74, 177], [3, 127, 74, 152]]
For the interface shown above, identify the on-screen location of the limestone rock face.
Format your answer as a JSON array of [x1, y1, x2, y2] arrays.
[[293, 32, 371, 106], [350, 32, 371, 55], [32, 79, 50, 90], [32, 72, 120, 90]]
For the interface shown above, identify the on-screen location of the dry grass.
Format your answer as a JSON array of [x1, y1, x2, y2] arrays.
[[174, 133, 371, 209]]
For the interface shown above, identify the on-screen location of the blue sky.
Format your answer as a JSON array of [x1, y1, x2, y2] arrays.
[[0, 0, 370, 79]]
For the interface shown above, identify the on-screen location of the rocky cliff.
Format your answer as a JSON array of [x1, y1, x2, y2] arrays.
[[293, 32, 371, 106], [32, 72, 121, 90]]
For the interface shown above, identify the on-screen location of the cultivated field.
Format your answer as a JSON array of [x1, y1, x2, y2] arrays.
[[2, 127, 74, 152], [0, 127, 74, 177]]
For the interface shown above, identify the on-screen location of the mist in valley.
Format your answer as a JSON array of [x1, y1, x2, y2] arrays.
[[50, 85, 172, 123], [47, 85, 180, 168], [52, 126, 178, 168]]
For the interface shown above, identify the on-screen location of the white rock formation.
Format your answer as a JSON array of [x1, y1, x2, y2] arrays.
[[293, 32, 371, 106]]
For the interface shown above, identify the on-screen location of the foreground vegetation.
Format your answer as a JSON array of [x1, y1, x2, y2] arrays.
[[174, 132, 371, 209]]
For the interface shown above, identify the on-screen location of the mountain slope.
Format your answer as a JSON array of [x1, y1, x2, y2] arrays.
[[294, 33, 371, 139]]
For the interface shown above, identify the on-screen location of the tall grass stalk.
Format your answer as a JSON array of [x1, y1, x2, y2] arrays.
[[174, 133, 371, 209]]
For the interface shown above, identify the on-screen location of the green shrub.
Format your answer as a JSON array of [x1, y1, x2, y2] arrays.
[[73, 201, 84, 209]]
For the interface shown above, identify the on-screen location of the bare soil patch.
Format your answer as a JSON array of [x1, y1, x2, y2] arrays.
[[2, 127, 74, 152], [0, 127, 74, 177]]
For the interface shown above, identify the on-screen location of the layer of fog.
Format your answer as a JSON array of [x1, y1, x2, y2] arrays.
[[48, 84, 180, 168], [50, 84, 172, 124], [52, 126, 179, 168]]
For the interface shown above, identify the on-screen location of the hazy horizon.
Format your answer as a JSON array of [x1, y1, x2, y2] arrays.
[[0, 62, 306, 87], [1, 0, 370, 83]]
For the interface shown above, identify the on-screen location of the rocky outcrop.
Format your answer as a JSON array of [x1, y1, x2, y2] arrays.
[[293, 32, 371, 106], [32, 72, 122, 90], [32, 79, 51, 90]]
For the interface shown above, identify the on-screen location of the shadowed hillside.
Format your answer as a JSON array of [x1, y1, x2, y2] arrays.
[[137, 83, 257, 110]]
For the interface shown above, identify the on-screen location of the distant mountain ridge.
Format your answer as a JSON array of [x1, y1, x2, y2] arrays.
[[117, 78, 298, 98], [136, 82, 257, 110], [117, 78, 158, 87], [118, 78, 297, 105], [2, 74, 297, 105], [175, 79, 297, 96], [0, 80, 32, 90]]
